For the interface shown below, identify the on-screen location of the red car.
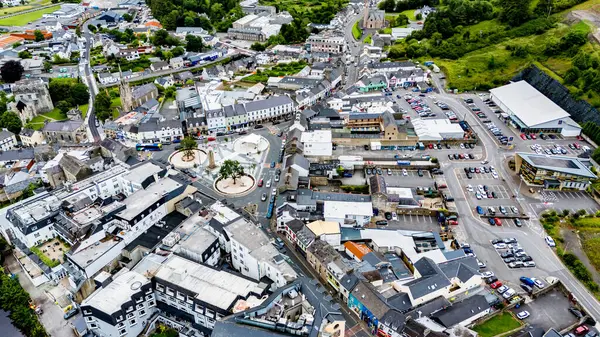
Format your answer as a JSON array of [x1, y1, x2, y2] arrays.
[[428, 143, 434, 149], [257, 179, 263, 187], [449, 220, 458, 226], [494, 218, 502, 226], [207, 136, 216, 141], [530, 134, 537, 139], [520, 134, 527, 140], [575, 325, 589, 335], [490, 281, 503, 289], [577, 135, 584, 141]]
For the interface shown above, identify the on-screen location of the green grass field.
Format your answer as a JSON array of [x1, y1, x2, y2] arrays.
[[401, 9, 417, 21], [352, 21, 362, 40], [434, 21, 584, 91], [364, 34, 372, 44], [472, 313, 522, 337], [0, 5, 60, 26], [0, 5, 33, 15], [41, 108, 67, 121]]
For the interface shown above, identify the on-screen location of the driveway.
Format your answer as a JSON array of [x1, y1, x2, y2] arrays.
[[510, 288, 577, 332], [4, 254, 75, 337]]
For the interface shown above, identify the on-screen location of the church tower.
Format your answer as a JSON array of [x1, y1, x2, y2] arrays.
[[118, 64, 133, 112], [363, 0, 369, 28]]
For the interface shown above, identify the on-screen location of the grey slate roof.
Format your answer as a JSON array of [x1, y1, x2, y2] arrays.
[[368, 61, 416, 70], [0, 148, 35, 162], [19, 128, 35, 137], [438, 256, 479, 282], [285, 154, 309, 170], [244, 95, 293, 112], [431, 294, 490, 327], [380, 309, 406, 334], [43, 121, 84, 133], [386, 292, 412, 312], [131, 83, 157, 100], [404, 258, 452, 300], [351, 281, 390, 318]]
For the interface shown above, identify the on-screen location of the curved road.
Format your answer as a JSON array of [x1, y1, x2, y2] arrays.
[[81, 22, 101, 142], [429, 73, 600, 323]]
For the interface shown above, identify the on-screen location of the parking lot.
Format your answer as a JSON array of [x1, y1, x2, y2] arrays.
[[529, 190, 600, 217], [510, 288, 578, 332], [378, 214, 440, 232]]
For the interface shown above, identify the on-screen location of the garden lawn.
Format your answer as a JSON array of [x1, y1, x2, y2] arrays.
[[400, 9, 417, 21], [0, 5, 33, 15], [581, 229, 600, 273], [352, 21, 362, 40], [27, 115, 47, 130], [472, 313, 522, 337], [364, 34, 372, 44], [79, 104, 89, 118], [0, 5, 60, 26], [41, 108, 67, 121]]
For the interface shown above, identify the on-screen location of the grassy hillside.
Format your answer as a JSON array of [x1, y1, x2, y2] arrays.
[[388, 0, 600, 106]]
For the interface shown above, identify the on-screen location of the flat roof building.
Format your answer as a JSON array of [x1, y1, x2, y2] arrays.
[[515, 152, 596, 191], [490, 81, 581, 137], [411, 118, 465, 141]]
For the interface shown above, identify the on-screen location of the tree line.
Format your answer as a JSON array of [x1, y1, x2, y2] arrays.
[[145, 0, 242, 31], [0, 267, 48, 337]]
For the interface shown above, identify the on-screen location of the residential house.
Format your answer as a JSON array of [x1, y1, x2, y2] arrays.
[[395, 257, 483, 306], [356, 74, 388, 92], [154, 76, 174, 88], [134, 119, 183, 143], [0, 129, 17, 151], [430, 295, 491, 329], [117, 48, 139, 61], [150, 61, 169, 71], [169, 57, 184, 69], [19, 128, 45, 147], [98, 72, 118, 85]]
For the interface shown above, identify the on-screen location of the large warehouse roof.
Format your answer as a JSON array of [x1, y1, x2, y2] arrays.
[[490, 81, 570, 127], [411, 118, 464, 141]]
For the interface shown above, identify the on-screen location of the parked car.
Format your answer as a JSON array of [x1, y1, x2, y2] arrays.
[[490, 281, 503, 289], [545, 236, 556, 247], [64, 307, 79, 320], [494, 218, 502, 226], [569, 307, 584, 319], [517, 311, 530, 319], [520, 284, 533, 293], [575, 325, 589, 336], [375, 220, 388, 226], [484, 275, 498, 284]]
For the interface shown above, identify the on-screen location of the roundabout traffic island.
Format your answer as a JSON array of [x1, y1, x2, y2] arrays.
[[213, 174, 256, 197], [168, 149, 208, 169]]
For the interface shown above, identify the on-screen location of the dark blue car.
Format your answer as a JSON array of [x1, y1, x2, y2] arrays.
[[488, 218, 496, 225], [476, 206, 484, 215], [270, 161, 275, 168]]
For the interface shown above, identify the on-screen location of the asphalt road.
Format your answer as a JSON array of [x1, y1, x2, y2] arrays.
[[429, 73, 600, 323], [81, 22, 101, 142]]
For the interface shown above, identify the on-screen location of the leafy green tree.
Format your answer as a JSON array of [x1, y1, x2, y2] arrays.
[[250, 42, 266, 51], [0, 60, 23, 83], [184, 16, 195, 27], [0, 111, 22, 134], [171, 46, 185, 57], [18, 50, 31, 59], [33, 30, 44, 42], [71, 83, 90, 105], [499, 0, 531, 26], [94, 91, 112, 122], [416, 13, 423, 20], [56, 101, 71, 115], [180, 136, 197, 160], [219, 159, 245, 184], [123, 13, 133, 22], [379, 0, 396, 12], [87, 24, 97, 32], [185, 35, 204, 52]]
